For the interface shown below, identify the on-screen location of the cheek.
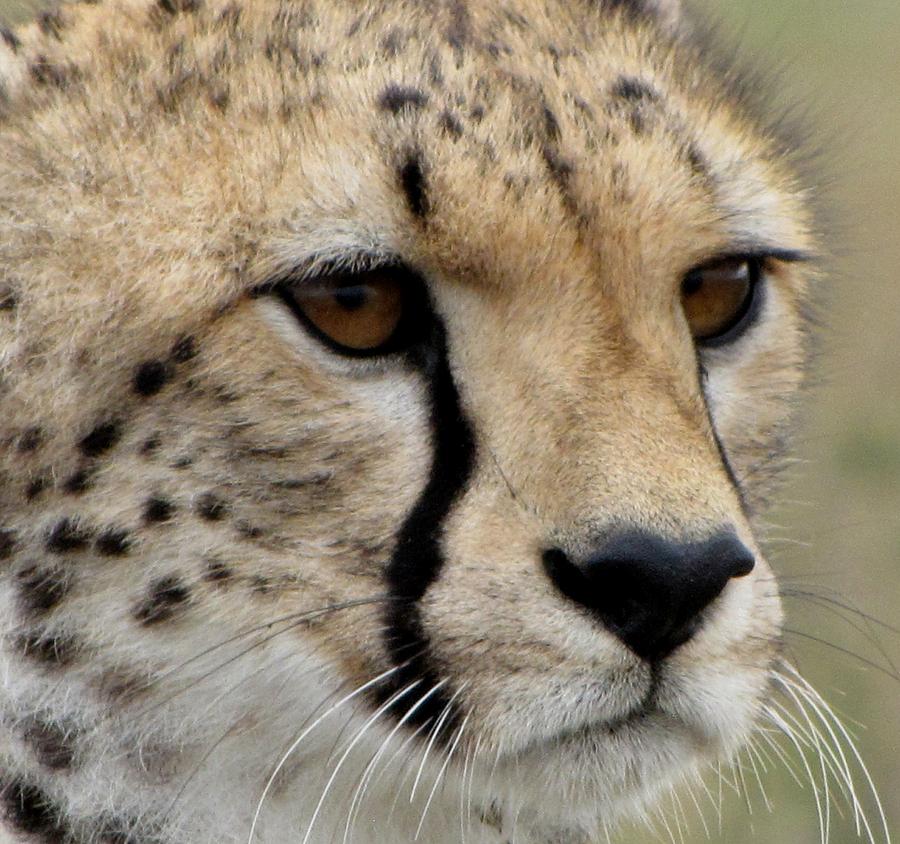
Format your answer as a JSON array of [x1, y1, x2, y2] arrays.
[[703, 288, 806, 474], [193, 308, 436, 675]]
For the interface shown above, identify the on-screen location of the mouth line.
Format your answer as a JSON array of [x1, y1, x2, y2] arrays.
[[516, 670, 663, 756]]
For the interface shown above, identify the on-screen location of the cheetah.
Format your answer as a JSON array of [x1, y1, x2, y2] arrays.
[[0, 0, 887, 842]]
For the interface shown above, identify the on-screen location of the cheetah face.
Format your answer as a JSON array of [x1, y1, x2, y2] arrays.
[[0, 0, 817, 840]]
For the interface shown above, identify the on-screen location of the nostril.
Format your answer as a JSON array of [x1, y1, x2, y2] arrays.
[[542, 529, 755, 662], [542, 547, 592, 610]]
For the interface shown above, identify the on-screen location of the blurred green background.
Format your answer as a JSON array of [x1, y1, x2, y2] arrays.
[[1, 0, 897, 842]]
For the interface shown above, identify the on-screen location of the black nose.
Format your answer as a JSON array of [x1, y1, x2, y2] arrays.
[[542, 530, 755, 662]]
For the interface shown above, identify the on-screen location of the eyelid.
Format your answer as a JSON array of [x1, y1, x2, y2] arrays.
[[251, 251, 407, 296], [701, 247, 813, 268]]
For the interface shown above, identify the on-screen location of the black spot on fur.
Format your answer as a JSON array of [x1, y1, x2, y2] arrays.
[[603, 0, 666, 22], [203, 558, 233, 583], [23, 719, 77, 770], [428, 53, 444, 87], [17, 566, 69, 616], [380, 26, 404, 56], [140, 434, 161, 456], [399, 151, 430, 219], [26, 476, 49, 501], [95, 529, 132, 557], [0, 284, 17, 310], [134, 575, 190, 624], [1, 27, 22, 52], [628, 108, 646, 135], [46, 519, 92, 553], [469, 104, 485, 122], [438, 109, 463, 138], [0, 528, 17, 560], [270, 473, 330, 490], [63, 468, 93, 495], [541, 146, 577, 212], [446, 0, 471, 54], [156, 0, 200, 14], [236, 522, 262, 539], [19, 630, 78, 667], [171, 335, 197, 363], [611, 75, 660, 103], [133, 360, 172, 396], [542, 104, 561, 141], [0, 778, 63, 838], [29, 55, 70, 88], [379, 84, 428, 114], [143, 496, 175, 523], [195, 492, 227, 521], [213, 385, 239, 404], [79, 421, 121, 457], [17, 426, 43, 453], [37, 9, 65, 39], [250, 575, 272, 595], [686, 143, 709, 177], [97, 670, 152, 704]]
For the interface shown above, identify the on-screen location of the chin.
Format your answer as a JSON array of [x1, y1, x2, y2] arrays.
[[477, 656, 771, 838]]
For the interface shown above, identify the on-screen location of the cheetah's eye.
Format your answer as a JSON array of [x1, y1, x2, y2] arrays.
[[680, 258, 760, 345], [276, 267, 425, 356]]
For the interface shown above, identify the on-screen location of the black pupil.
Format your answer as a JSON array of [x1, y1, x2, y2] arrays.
[[682, 273, 703, 296], [333, 285, 370, 312]]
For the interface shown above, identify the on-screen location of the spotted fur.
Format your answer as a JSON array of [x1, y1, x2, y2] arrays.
[[0, 0, 822, 842]]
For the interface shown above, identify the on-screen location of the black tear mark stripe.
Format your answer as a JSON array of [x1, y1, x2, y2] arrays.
[[695, 359, 749, 515], [380, 314, 476, 734]]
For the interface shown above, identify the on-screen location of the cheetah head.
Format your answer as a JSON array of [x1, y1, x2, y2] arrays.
[[0, 0, 819, 841]]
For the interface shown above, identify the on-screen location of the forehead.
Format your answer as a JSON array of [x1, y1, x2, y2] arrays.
[[0, 0, 815, 317], [256, 1, 813, 296]]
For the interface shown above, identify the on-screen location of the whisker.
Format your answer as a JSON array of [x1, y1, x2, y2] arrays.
[[301, 679, 421, 844], [761, 702, 827, 843], [779, 664, 892, 844], [409, 683, 467, 803], [342, 679, 449, 844], [781, 628, 900, 683], [247, 662, 403, 844], [415, 710, 470, 839], [134, 597, 391, 722]]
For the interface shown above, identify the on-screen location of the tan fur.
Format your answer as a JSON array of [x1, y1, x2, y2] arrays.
[[0, 1, 818, 842]]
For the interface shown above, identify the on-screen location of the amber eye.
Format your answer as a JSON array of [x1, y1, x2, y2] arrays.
[[680, 258, 760, 344], [277, 267, 420, 355]]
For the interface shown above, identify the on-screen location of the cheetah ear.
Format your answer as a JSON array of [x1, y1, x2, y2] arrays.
[[606, 0, 682, 31]]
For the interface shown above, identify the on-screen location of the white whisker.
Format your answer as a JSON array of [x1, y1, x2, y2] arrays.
[[415, 711, 470, 839], [301, 679, 420, 844], [247, 663, 401, 844], [409, 683, 466, 803]]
